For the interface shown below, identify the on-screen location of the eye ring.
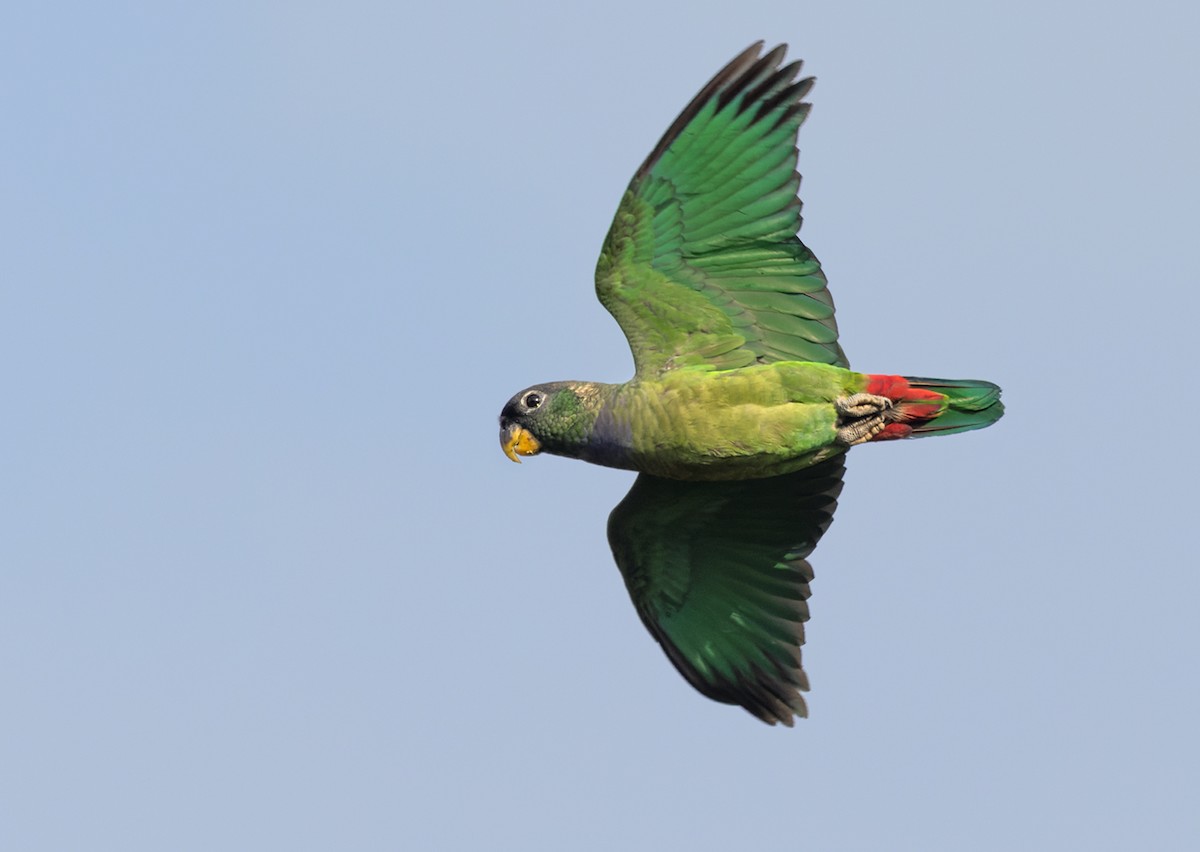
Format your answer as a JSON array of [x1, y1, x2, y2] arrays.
[[522, 391, 543, 410]]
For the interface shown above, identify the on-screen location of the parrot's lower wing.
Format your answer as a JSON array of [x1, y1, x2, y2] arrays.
[[607, 456, 846, 725]]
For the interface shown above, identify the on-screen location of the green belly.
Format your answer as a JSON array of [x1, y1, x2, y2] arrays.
[[610, 363, 860, 481]]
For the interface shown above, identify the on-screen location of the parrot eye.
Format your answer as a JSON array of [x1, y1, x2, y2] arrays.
[[523, 392, 544, 410]]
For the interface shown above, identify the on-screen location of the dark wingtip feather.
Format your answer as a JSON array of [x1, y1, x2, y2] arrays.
[[738, 59, 805, 116], [716, 43, 787, 113], [635, 42, 808, 182]]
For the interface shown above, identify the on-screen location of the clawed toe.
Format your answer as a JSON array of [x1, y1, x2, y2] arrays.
[[835, 393, 893, 418], [835, 393, 893, 446]]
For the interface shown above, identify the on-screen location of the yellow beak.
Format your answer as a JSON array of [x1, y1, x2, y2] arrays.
[[501, 423, 542, 463]]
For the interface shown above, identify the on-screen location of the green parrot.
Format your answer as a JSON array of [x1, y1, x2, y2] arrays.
[[499, 43, 1003, 725]]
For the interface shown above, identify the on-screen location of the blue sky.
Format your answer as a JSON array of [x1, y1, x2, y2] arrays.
[[3, 1, 1198, 849]]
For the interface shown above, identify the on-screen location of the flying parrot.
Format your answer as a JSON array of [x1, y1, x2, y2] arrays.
[[498, 42, 1003, 725]]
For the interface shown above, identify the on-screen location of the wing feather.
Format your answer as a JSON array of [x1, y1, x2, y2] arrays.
[[607, 456, 846, 725], [595, 43, 848, 375]]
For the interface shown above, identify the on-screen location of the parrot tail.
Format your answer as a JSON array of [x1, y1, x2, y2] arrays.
[[863, 375, 1004, 441]]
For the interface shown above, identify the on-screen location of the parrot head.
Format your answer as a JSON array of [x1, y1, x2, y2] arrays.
[[499, 382, 603, 463]]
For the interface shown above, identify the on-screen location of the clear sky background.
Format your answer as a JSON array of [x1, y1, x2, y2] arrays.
[[3, 1, 1198, 849]]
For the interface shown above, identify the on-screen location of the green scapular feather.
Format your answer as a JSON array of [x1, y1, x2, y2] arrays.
[[497, 42, 1004, 726]]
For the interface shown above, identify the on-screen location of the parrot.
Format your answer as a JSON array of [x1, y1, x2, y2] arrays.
[[498, 42, 1003, 725]]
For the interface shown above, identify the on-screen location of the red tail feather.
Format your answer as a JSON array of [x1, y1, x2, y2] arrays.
[[864, 375, 947, 441]]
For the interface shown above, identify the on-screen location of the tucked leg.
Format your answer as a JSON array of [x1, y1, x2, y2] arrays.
[[836, 393, 892, 418], [835, 393, 893, 445]]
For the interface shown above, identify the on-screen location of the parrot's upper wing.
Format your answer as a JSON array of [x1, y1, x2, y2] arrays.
[[607, 455, 845, 725], [595, 42, 847, 377]]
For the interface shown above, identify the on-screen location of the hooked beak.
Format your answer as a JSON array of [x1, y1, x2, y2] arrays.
[[500, 422, 541, 463]]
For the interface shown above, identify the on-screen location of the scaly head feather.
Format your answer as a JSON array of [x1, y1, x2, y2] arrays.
[[499, 382, 609, 463]]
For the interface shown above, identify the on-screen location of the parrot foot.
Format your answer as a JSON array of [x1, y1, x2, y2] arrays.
[[836, 393, 893, 418], [835, 393, 893, 445]]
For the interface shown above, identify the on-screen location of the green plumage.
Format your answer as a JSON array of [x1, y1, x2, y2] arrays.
[[589, 364, 857, 480], [608, 457, 844, 723], [498, 43, 1003, 725], [901, 377, 1005, 436]]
